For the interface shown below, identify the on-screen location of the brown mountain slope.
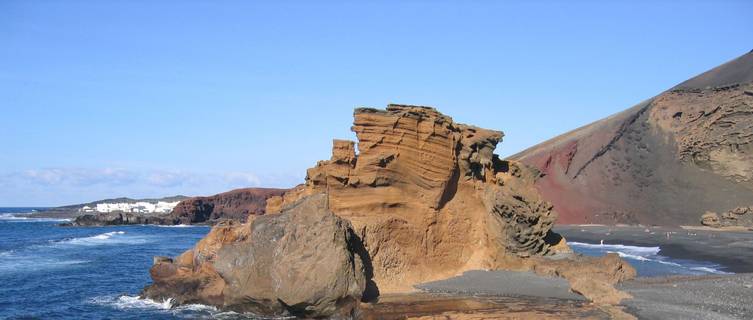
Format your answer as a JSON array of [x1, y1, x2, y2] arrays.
[[509, 50, 753, 226]]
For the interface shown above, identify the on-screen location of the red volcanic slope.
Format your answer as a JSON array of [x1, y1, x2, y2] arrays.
[[510, 50, 753, 226]]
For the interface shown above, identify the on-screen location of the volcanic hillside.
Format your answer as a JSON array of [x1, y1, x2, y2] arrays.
[[510, 50, 753, 226]]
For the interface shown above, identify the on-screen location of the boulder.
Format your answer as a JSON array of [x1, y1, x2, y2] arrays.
[[532, 253, 636, 304], [701, 206, 753, 228], [143, 194, 368, 318], [701, 211, 721, 227], [731, 206, 752, 215]]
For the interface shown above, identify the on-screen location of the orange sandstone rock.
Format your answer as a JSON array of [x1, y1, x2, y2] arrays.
[[145, 105, 634, 317]]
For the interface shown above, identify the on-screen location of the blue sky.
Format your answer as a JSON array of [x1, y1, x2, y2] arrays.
[[1, 1, 751, 206]]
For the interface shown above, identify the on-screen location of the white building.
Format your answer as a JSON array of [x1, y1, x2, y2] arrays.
[[93, 201, 180, 214]]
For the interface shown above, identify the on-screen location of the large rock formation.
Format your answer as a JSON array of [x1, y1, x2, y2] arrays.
[[510, 50, 753, 225], [278, 105, 561, 292], [145, 106, 635, 316], [144, 194, 367, 317]]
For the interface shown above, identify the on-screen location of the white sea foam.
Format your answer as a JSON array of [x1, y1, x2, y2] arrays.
[[610, 251, 682, 267], [0, 213, 70, 222], [690, 266, 732, 275], [92, 295, 174, 310], [53, 231, 149, 246], [155, 224, 194, 228], [568, 241, 661, 256], [569, 241, 731, 275], [0, 254, 89, 273], [91, 295, 230, 318], [90, 295, 302, 319]]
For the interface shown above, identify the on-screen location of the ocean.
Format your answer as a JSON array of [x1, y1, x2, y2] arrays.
[[0, 208, 731, 319]]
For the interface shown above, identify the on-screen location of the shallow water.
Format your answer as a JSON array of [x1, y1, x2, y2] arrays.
[[569, 241, 731, 276]]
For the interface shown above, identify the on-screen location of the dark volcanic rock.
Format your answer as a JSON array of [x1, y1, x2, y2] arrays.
[[62, 212, 171, 226], [509, 50, 753, 226], [142, 194, 368, 318], [169, 187, 287, 224], [63, 188, 287, 226]]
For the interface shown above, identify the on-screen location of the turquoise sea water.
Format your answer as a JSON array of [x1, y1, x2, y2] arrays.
[[0, 208, 731, 319]]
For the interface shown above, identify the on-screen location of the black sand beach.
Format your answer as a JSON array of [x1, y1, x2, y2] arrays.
[[554, 225, 753, 273], [620, 274, 753, 320]]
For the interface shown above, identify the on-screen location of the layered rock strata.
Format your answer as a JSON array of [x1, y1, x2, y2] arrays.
[[281, 105, 561, 292]]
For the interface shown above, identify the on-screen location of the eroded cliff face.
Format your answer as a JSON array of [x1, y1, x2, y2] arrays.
[[269, 105, 559, 292], [649, 84, 753, 185], [510, 51, 753, 225]]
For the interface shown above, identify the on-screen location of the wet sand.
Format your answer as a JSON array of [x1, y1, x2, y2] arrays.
[[358, 292, 611, 320], [554, 225, 753, 273], [416, 270, 584, 301]]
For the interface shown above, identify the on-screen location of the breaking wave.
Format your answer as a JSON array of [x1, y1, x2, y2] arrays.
[[90, 295, 300, 319], [91, 295, 177, 310], [0, 213, 70, 222], [0, 250, 89, 273], [568, 241, 660, 255], [52, 231, 150, 246], [569, 241, 731, 276], [154, 224, 195, 228]]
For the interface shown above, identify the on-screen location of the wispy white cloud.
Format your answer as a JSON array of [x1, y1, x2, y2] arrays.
[[21, 168, 137, 186], [5, 167, 274, 189], [0, 167, 302, 206], [222, 171, 262, 187]]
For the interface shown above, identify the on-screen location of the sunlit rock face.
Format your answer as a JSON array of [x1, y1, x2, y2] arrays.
[[278, 105, 560, 292]]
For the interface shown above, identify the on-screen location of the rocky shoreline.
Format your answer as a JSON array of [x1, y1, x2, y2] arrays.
[[60, 188, 286, 227]]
